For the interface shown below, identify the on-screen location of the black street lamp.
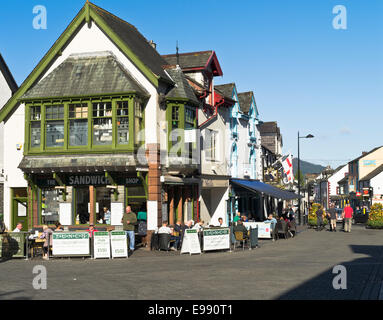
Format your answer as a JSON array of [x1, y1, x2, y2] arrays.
[[298, 132, 314, 225]]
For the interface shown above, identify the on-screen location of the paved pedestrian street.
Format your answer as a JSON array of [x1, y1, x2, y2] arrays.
[[0, 224, 382, 300]]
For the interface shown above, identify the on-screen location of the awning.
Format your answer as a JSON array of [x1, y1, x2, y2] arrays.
[[231, 179, 301, 200], [161, 175, 200, 185]]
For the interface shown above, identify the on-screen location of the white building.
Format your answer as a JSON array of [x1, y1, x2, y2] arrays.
[[0, 54, 18, 225]]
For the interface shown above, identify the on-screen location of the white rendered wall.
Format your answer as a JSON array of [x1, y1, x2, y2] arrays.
[[371, 172, 383, 197], [328, 165, 348, 197], [0, 71, 13, 180], [3, 104, 26, 229], [43, 21, 159, 145]]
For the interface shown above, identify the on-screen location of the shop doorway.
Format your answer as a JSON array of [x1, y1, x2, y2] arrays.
[[96, 187, 111, 223], [75, 187, 90, 224], [11, 188, 28, 231]]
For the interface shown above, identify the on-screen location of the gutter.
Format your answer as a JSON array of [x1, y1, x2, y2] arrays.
[[198, 99, 224, 129]]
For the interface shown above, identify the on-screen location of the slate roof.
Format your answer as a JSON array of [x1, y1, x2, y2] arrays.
[[258, 121, 280, 135], [162, 51, 213, 70], [165, 66, 199, 104], [359, 164, 383, 181], [0, 54, 18, 94], [237, 92, 253, 114], [89, 2, 172, 84], [214, 83, 236, 99], [21, 52, 149, 99]]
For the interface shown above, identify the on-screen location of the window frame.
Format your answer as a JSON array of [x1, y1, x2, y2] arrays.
[[25, 95, 145, 155]]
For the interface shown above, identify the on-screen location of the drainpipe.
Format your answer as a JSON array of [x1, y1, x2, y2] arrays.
[[198, 100, 224, 128]]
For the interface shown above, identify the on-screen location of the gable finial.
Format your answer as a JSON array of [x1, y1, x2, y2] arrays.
[[176, 40, 179, 66]]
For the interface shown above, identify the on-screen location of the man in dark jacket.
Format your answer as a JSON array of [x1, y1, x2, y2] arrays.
[[122, 206, 137, 252], [328, 203, 337, 232], [233, 220, 249, 239], [316, 206, 324, 231]]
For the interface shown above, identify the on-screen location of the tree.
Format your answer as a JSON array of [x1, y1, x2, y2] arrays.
[[294, 170, 305, 188]]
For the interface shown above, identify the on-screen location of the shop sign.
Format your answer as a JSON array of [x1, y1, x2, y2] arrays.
[[52, 232, 90, 256], [363, 160, 376, 167], [203, 228, 230, 251], [68, 175, 111, 186], [180, 229, 201, 255], [93, 231, 111, 259], [110, 231, 128, 258]]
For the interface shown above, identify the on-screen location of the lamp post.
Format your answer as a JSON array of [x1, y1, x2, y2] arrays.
[[298, 132, 314, 225]]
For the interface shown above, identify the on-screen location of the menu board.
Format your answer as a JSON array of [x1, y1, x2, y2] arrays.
[[52, 232, 90, 256], [243, 222, 271, 238], [110, 231, 128, 258], [180, 229, 201, 255], [93, 231, 111, 259], [111, 202, 124, 226], [203, 228, 230, 251]]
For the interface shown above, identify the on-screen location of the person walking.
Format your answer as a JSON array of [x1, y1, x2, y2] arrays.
[[343, 203, 353, 233], [328, 203, 337, 232], [122, 205, 137, 253], [316, 205, 324, 231]]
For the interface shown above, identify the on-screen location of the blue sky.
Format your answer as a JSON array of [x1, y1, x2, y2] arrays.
[[1, 0, 382, 168]]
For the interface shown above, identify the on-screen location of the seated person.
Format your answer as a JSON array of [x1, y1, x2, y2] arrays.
[[233, 220, 249, 239], [265, 214, 277, 231], [54, 221, 64, 231], [216, 217, 227, 227], [233, 212, 241, 224], [40, 225, 53, 260], [182, 220, 193, 233], [241, 215, 248, 222], [158, 221, 173, 235], [86, 224, 98, 238], [192, 220, 204, 232]]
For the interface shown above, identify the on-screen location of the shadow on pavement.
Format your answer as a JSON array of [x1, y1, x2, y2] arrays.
[[0, 290, 32, 300], [276, 244, 383, 300]]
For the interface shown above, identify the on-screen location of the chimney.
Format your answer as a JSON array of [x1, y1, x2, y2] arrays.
[[149, 40, 156, 49]]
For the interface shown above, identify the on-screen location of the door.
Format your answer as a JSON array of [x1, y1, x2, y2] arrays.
[[12, 198, 28, 231]]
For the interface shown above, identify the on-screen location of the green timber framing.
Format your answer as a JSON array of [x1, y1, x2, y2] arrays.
[[0, 1, 170, 124], [23, 93, 147, 155], [165, 98, 198, 159]]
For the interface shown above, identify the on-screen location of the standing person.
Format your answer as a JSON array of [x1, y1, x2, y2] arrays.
[[343, 203, 354, 233], [328, 204, 337, 232], [316, 205, 324, 231], [137, 205, 147, 248], [103, 207, 111, 225], [122, 205, 137, 253]]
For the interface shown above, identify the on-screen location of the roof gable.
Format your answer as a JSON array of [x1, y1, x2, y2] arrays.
[[162, 51, 223, 76], [0, 1, 172, 122], [0, 54, 18, 95]]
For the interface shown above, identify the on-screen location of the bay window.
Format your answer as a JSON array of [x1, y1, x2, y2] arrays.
[[46, 105, 64, 148], [26, 96, 145, 154]]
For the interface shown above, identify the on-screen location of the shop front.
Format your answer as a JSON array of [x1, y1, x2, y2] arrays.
[[19, 155, 148, 229], [161, 175, 199, 225]]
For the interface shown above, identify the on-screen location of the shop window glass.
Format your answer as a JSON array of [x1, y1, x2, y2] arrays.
[[69, 103, 88, 146], [46, 105, 64, 147], [41, 189, 60, 224], [93, 102, 112, 145]]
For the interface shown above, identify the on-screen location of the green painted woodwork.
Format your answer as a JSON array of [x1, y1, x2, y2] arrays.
[[25, 95, 144, 155]]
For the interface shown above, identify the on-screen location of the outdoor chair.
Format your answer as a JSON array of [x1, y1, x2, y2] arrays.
[[234, 231, 250, 250], [158, 233, 171, 251], [276, 220, 289, 239], [150, 232, 159, 251]]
